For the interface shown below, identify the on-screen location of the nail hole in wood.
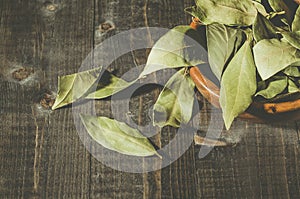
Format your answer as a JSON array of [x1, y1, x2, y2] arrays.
[[43, 1, 58, 12], [99, 20, 115, 33], [39, 91, 55, 110], [12, 67, 34, 81]]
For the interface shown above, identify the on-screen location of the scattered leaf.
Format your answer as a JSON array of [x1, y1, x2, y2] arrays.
[[52, 67, 102, 110], [253, 38, 300, 80], [86, 70, 134, 99], [140, 26, 207, 78], [80, 114, 161, 158], [220, 39, 257, 130], [206, 23, 245, 79], [255, 76, 288, 99], [153, 68, 195, 127]]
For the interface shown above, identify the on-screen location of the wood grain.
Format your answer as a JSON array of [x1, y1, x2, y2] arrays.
[[0, 0, 299, 199]]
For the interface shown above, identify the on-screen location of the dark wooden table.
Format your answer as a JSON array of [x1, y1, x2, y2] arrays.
[[1, 0, 300, 198]]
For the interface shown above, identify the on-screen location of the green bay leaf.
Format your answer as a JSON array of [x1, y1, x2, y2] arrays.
[[253, 12, 278, 42], [284, 66, 300, 77], [86, 70, 134, 99], [292, 5, 300, 31], [153, 68, 195, 128], [193, 0, 257, 26], [282, 31, 300, 50], [255, 76, 288, 99], [220, 39, 257, 130], [52, 67, 102, 110], [253, 38, 300, 80], [140, 26, 206, 78], [206, 24, 245, 80], [80, 115, 161, 158], [291, 62, 300, 67], [288, 79, 300, 93], [253, 1, 268, 16]]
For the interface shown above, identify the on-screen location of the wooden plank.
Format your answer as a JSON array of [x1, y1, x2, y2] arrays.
[[0, 0, 94, 198], [90, 0, 198, 199], [36, 0, 95, 198], [90, 1, 145, 198], [193, 110, 300, 198], [0, 1, 47, 198]]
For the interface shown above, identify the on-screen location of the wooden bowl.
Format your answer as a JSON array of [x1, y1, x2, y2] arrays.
[[190, 66, 300, 123], [189, 20, 300, 123]]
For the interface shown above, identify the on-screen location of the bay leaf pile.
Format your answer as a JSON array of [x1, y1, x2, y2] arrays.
[[52, 0, 300, 157], [186, 0, 300, 129]]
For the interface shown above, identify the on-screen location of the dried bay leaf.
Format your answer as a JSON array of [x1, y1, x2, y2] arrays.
[[253, 38, 300, 80], [281, 31, 300, 50], [206, 24, 245, 80], [220, 39, 257, 130], [80, 114, 161, 158], [140, 26, 207, 78], [86, 70, 134, 99], [190, 0, 257, 26], [153, 68, 195, 128], [260, 90, 300, 103], [288, 79, 300, 93], [253, 1, 268, 16], [255, 76, 288, 99], [293, 6, 300, 32], [52, 67, 102, 110], [253, 12, 278, 42], [284, 66, 300, 77]]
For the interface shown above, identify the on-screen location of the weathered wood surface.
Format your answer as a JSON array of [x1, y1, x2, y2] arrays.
[[0, 0, 299, 198]]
